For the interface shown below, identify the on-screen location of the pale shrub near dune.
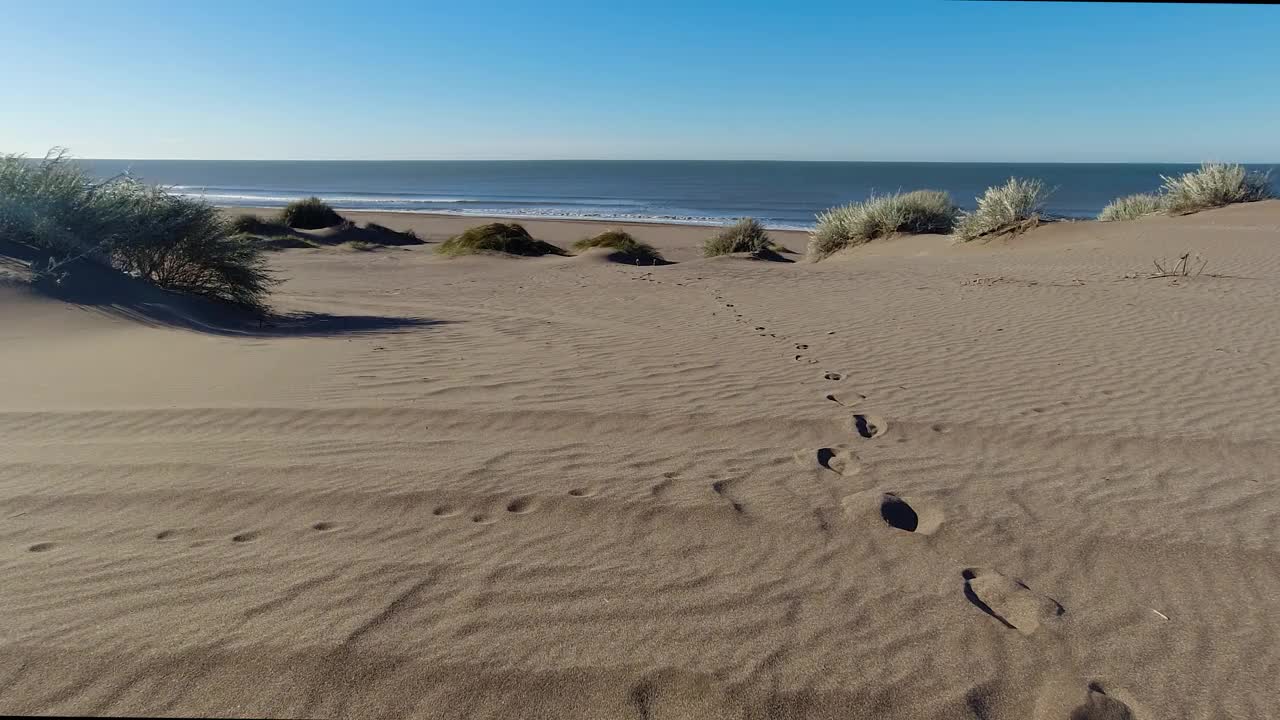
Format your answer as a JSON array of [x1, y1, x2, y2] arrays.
[[1159, 163, 1273, 215], [0, 149, 276, 309], [953, 177, 1050, 243], [703, 217, 773, 257], [808, 190, 957, 261], [438, 222, 568, 257], [573, 229, 665, 264], [1098, 193, 1164, 222]]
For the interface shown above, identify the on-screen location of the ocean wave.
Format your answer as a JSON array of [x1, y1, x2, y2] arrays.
[[175, 188, 649, 208], [181, 189, 812, 230], [366, 207, 813, 231]]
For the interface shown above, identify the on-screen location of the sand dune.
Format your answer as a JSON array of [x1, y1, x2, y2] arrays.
[[3, 203, 1280, 718]]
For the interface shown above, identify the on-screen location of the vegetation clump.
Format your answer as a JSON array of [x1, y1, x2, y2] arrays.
[[278, 196, 344, 229], [437, 222, 567, 257], [954, 178, 1050, 242], [1098, 193, 1164, 222], [703, 217, 775, 257], [1159, 163, 1272, 215], [229, 212, 284, 235], [573, 229, 665, 264], [0, 149, 276, 309], [808, 190, 957, 260]]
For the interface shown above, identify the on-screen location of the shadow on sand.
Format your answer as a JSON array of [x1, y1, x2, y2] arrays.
[[4, 240, 446, 338]]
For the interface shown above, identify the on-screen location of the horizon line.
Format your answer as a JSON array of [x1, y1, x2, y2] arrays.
[[73, 157, 1280, 165]]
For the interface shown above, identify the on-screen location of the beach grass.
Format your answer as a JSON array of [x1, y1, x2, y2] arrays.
[[808, 190, 957, 260], [437, 222, 568, 257], [1159, 163, 1273, 215], [954, 178, 1050, 243], [279, 196, 344, 229], [0, 149, 276, 309], [1098, 193, 1164, 222], [703, 217, 774, 257], [573, 230, 665, 263]]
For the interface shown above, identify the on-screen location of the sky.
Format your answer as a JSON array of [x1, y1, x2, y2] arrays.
[[2, 0, 1278, 162]]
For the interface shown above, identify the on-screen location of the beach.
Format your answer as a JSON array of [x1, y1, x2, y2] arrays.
[[3, 202, 1280, 719]]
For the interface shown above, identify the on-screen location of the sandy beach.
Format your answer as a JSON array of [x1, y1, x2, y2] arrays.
[[3, 203, 1280, 719]]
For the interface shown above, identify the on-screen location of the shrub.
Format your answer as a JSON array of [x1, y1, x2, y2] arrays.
[[1098, 193, 1164, 222], [808, 190, 957, 260], [437, 222, 567, 257], [703, 217, 773, 256], [279, 196, 344, 229], [0, 149, 276, 309], [229, 212, 284, 235], [572, 229, 665, 263], [366, 221, 416, 239], [954, 178, 1050, 242], [1159, 163, 1273, 215]]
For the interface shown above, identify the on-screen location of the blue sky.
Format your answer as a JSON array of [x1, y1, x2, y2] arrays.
[[2, 0, 1277, 161]]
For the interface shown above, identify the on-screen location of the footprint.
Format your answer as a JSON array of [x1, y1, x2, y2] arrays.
[[470, 514, 496, 525], [962, 568, 1065, 635], [879, 493, 943, 535], [311, 522, 338, 532], [1070, 683, 1136, 720], [651, 478, 676, 498], [432, 505, 461, 517], [711, 480, 746, 515], [28, 542, 56, 553], [155, 530, 178, 541], [568, 487, 597, 498], [506, 497, 536, 514], [815, 447, 861, 476], [824, 371, 843, 381], [825, 392, 866, 407], [231, 531, 261, 543], [852, 413, 888, 439], [795, 344, 808, 350]]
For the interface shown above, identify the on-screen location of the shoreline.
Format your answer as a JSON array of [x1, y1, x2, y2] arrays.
[[219, 204, 815, 231], [222, 206, 814, 262]]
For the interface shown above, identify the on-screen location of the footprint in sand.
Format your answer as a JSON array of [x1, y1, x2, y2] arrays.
[[824, 371, 843, 381], [470, 514, 496, 525], [711, 479, 746, 515], [231, 531, 261, 543], [852, 413, 888, 439], [651, 477, 677, 498], [506, 497, 537, 514], [962, 568, 1065, 635], [567, 487, 597, 498], [1070, 683, 1137, 720], [825, 391, 866, 407], [28, 542, 56, 553], [432, 505, 461, 517], [814, 447, 861, 476], [879, 493, 944, 535], [311, 521, 339, 532]]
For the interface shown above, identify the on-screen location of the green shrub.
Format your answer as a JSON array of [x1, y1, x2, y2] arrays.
[[954, 178, 1050, 242], [1098, 193, 1164, 222], [808, 190, 957, 260], [437, 222, 567, 257], [279, 196, 344, 229], [1160, 163, 1273, 215], [0, 150, 276, 309], [572, 229, 664, 263], [703, 217, 773, 256], [229, 212, 281, 235]]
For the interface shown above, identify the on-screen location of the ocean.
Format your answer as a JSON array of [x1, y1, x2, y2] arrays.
[[77, 160, 1278, 230]]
